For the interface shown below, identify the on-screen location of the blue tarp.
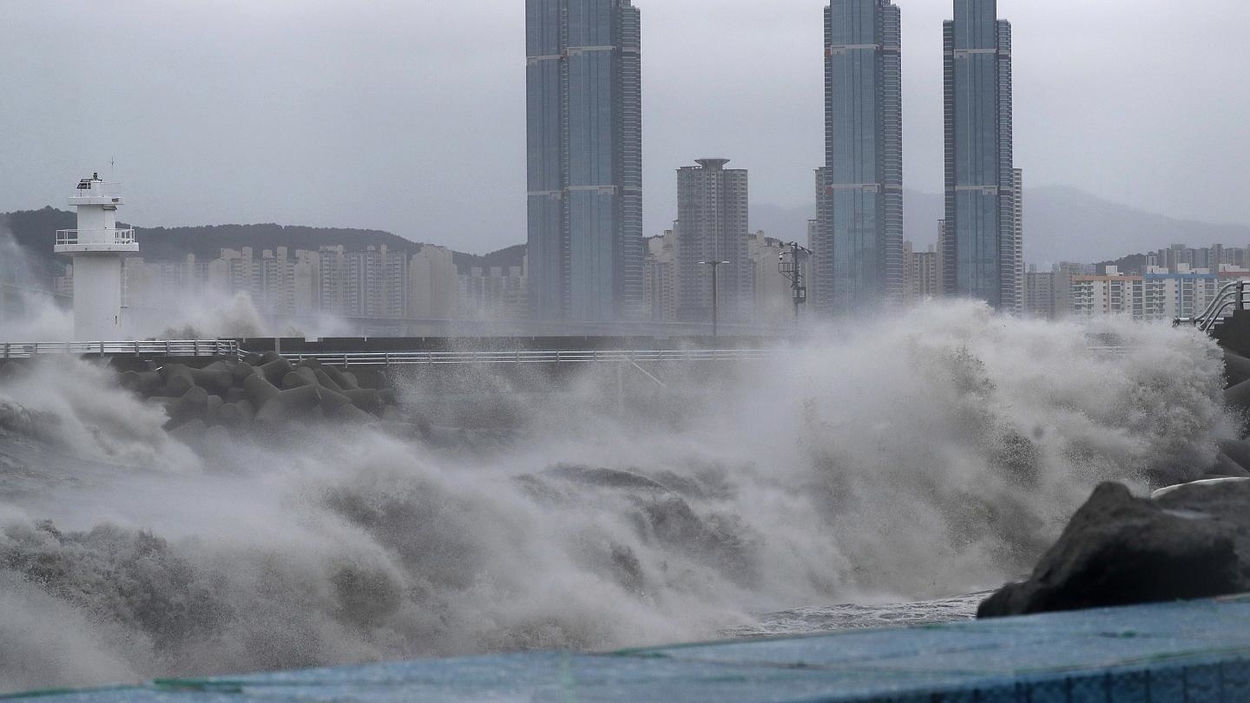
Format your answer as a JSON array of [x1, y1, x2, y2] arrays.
[[10, 596, 1250, 702]]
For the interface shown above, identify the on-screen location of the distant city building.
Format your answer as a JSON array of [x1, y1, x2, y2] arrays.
[[1151, 245, 1250, 274], [458, 260, 529, 321], [526, 0, 643, 322], [1051, 262, 1091, 319], [675, 159, 751, 324], [317, 246, 360, 316], [941, 0, 1017, 310], [259, 248, 296, 315], [409, 245, 457, 320], [813, 0, 903, 315], [117, 243, 466, 323], [1023, 266, 1055, 319], [903, 241, 941, 303], [1066, 263, 1250, 321], [1070, 267, 1135, 317], [357, 245, 409, 319], [643, 230, 679, 323], [210, 248, 262, 303]]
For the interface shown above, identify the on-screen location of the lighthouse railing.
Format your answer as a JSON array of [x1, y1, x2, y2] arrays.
[[70, 181, 123, 200], [55, 229, 138, 247]]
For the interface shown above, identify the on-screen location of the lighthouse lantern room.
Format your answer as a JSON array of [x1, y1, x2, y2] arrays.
[[54, 174, 138, 341]]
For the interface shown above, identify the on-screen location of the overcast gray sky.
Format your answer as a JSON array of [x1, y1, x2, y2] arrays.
[[2, 0, 1248, 254]]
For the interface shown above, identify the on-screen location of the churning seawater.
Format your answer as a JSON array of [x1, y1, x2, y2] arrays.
[[0, 300, 1235, 693]]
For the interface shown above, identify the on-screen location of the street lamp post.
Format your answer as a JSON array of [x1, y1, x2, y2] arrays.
[[698, 260, 730, 337]]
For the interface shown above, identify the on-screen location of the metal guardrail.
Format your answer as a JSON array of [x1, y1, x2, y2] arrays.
[[267, 348, 786, 367], [1175, 280, 1250, 332], [0, 340, 239, 359]]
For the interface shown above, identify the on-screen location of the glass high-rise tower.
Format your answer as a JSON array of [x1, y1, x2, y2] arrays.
[[941, 0, 1016, 310], [526, 0, 643, 322], [813, 0, 903, 316]]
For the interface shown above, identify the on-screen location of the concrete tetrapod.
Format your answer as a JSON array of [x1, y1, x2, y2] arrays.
[[216, 403, 244, 428], [329, 402, 377, 424], [118, 356, 397, 437], [173, 386, 210, 426], [322, 365, 356, 391], [120, 370, 163, 395], [340, 370, 362, 391], [160, 364, 196, 397], [260, 358, 295, 386], [189, 363, 233, 394], [312, 369, 344, 393], [169, 418, 208, 446], [281, 371, 313, 390], [205, 394, 224, 424], [293, 366, 319, 387], [242, 373, 281, 409], [317, 387, 354, 414], [342, 389, 382, 414], [232, 362, 258, 385], [255, 385, 322, 425]]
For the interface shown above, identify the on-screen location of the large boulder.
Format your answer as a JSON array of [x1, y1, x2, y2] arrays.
[[1226, 352, 1250, 388], [978, 481, 1250, 618]]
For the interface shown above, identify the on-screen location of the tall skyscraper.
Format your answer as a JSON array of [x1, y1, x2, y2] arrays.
[[1010, 167, 1024, 314], [676, 159, 750, 324], [526, 0, 643, 322], [941, 0, 1015, 310], [813, 0, 903, 316]]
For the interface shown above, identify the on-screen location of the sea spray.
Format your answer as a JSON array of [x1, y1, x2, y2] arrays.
[[0, 301, 1235, 693], [0, 226, 73, 342]]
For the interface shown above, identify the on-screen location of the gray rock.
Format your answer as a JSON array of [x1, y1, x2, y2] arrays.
[[978, 482, 1250, 619], [1227, 352, 1250, 388], [1209, 449, 1250, 479]]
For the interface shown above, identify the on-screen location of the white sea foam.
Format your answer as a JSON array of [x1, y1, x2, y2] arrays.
[[0, 300, 1234, 693]]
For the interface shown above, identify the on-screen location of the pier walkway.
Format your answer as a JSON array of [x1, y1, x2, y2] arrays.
[[10, 596, 1250, 702]]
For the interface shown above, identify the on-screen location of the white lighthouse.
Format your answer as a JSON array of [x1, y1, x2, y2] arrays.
[[54, 174, 138, 341]]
